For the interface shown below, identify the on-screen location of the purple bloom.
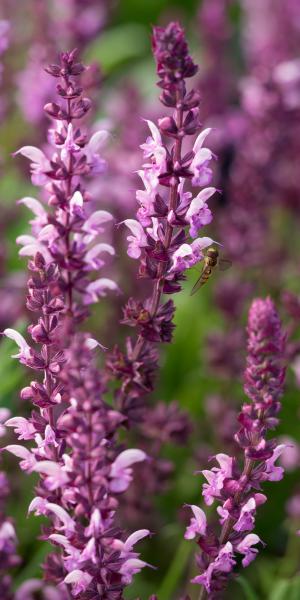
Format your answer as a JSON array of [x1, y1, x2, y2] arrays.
[[184, 505, 207, 539], [236, 533, 262, 567], [170, 237, 214, 272], [191, 128, 214, 186], [233, 496, 266, 532], [185, 187, 215, 237], [3, 329, 32, 364], [191, 542, 235, 592], [184, 298, 286, 597], [5, 50, 149, 598], [63, 570, 92, 596], [124, 219, 148, 259], [110, 449, 147, 493], [120, 558, 150, 585], [202, 453, 233, 505], [106, 22, 217, 424]]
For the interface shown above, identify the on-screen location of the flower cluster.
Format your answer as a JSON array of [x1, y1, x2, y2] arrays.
[[185, 298, 286, 597], [39, 334, 149, 597], [107, 22, 216, 421], [16, 49, 118, 325], [3, 50, 149, 598], [4, 283, 148, 598]]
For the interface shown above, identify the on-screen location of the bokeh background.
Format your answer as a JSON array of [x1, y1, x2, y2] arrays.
[[1, 1, 300, 598]]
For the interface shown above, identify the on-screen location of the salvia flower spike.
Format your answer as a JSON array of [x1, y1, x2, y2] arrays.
[[107, 22, 217, 423], [184, 297, 286, 598], [4, 50, 149, 598]]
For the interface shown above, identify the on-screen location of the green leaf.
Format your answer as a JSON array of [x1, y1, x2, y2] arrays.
[[269, 579, 291, 600], [156, 539, 193, 600], [13, 541, 51, 586], [236, 575, 260, 600]]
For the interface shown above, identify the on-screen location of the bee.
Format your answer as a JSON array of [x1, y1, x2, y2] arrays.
[[191, 246, 231, 295]]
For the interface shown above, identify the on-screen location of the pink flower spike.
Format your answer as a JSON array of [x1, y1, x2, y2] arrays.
[[185, 505, 207, 539], [110, 449, 147, 493], [63, 570, 93, 596], [5, 416, 36, 440], [3, 329, 32, 361]]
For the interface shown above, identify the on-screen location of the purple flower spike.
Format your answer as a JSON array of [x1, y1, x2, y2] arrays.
[[4, 49, 150, 598], [106, 22, 217, 423], [184, 298, 286, 597]]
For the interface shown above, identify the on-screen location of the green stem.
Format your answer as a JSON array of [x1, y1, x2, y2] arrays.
[[157, 539, 193, 600]]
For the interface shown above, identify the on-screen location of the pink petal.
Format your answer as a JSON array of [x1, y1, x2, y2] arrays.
[[3, 329, 31, 354], [15, 145, 47, 164], [193, 128, 212, 153], [88, 130, 109, 153], [4, 444, 32, 459], [111, 449, 146, 475], [123, 529, 150, 551], [18, 196, 46, 217]]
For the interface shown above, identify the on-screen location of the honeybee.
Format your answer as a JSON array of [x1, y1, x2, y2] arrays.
[[191, 246, 231, 295]]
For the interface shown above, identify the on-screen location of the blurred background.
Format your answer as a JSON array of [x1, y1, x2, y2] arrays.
[[1, 1, 300, 598]]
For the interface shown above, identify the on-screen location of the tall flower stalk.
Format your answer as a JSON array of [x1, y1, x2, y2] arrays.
[[2, 50, 149, 598], [15, 49, 118, 323], [184, 297, 286, 598], [107, 22, 216, 422]]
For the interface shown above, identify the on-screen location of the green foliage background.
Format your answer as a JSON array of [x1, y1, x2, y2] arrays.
[[1, 1, 300, 599]]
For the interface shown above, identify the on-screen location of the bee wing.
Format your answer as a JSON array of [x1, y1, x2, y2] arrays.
[[218, 258, 232, 272], [190, 267, 207, 295]]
